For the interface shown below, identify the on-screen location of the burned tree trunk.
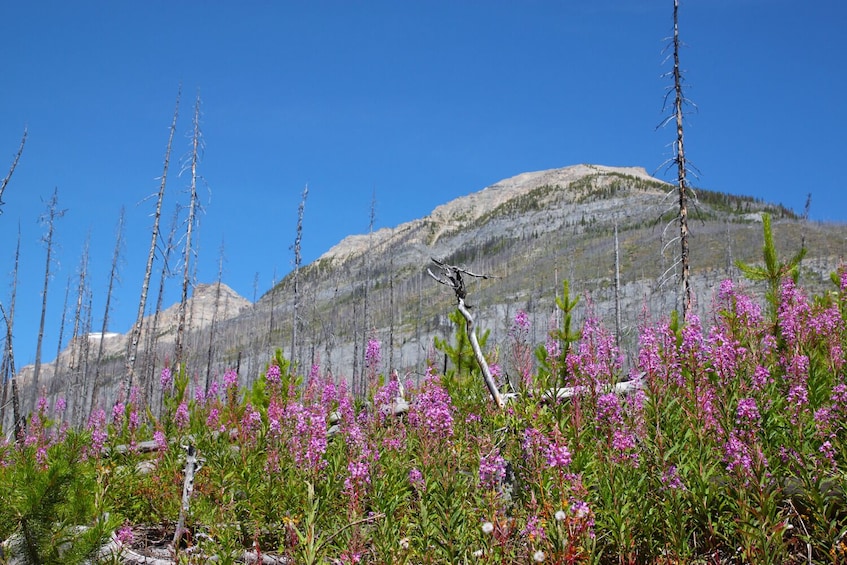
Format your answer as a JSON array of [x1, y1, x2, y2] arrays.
[[175, 94, 203, 371], [205, 242, 225, 394], [1, 227, 21, 431], [144, 205, 179, 416], [659, 0, 694, 320], [0, 128, 26, 215], [290, 184, 308, 372], [428, 259, 504, 408], [70, 237, 91, 426], [125, 89, 180, 403], [90, 207, 125, 412], [1, 304, 22, 443], [32, 188, 65, 411]]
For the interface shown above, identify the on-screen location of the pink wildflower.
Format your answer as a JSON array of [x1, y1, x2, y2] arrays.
[[160, 367, 173, 390], [479, 449, 506, 490], [175, 401, 190, 430]]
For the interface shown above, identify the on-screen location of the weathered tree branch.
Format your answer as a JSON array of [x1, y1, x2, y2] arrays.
[[173, 443, 203, 549], [428, 259, 503, 408]]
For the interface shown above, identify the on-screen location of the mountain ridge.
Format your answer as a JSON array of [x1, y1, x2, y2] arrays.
[[7, 163, 846, 429]]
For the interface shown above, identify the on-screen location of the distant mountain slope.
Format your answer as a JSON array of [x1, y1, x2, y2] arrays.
[[9, 164, 845, 429]]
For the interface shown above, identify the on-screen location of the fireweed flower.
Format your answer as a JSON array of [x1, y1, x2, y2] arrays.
[[365, 338, 382, 371], [128, 410, 140, 435], [522, 514, 546, 541], [223, 369, 239, 391], [568, 499, 595, 538], [160, 366, 173, 390], [54, 397, 66, 415], [595, 393, 623, 428], [285, 401, 329, 472], [241, 404, 263, 440], [265, 364, 281, 386], [479, 449, 507, 490], [723, 431, 766, 477], [112, 402, 126, 426], [545, 335, 561, 360], [568, 315, 622, 386], [175, 401, 190, 430], [153, 430, 168, 452], [679, 315, 709, 375], [267, 400, 284, 437], [637, 321, 682, 388], [611, 429, 639, 466], [206, 407, 221, 431], [116, 525, 134, 546], [409, 467, 425, 491], [408, 369, 454, 440], [321, 380, 338, 406], [708, 326, 745, 385], [522, 427, 547, 458], [206, 380, 220, 401], [819, 440, 837, 469], [343, 459, 371, 494], [87, 408, 108, 455], [718, 279, 763, 330], [778, 279, 811, 348], [695, 381, 719, 431], [752, 365, 771, 390], [308, 363, 321, 382], [512, 309, 530, 334], [660, 465, 686, 491], [544, 441, 572, 468], [736, 397, 761, 427], [373, 379, 400, 423]]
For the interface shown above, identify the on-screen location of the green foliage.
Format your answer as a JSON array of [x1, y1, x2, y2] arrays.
[[736, 212, 806, 320], [5, 267, 847, 563], [0, 434, 119, 564], [535, 280, 581, 392], [434, 309, 490, 388]]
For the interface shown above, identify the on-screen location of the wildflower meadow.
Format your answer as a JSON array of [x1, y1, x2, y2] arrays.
[[2, 270, 847, 564]]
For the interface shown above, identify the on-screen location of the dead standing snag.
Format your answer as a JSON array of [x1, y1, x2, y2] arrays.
[[427, 258, 504, 409]]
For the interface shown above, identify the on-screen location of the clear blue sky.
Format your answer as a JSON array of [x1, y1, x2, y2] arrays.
[[1, 1, 845, 367]]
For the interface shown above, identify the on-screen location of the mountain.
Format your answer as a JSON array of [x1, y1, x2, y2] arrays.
[[6, 164, 846, 428]]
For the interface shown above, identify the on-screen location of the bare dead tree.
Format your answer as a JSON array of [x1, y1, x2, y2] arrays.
[[32, 188, 65, 411], [1, 227, 21, 436], [53, 275, 72, 398], [90, 207, 125, 412], [352, 301, 361, 398], [78, 288, 94, 425], [356, 191, 377, 396], [0, 304, 22, 443], [290, 184, 308, 372], [0, 128, 27, 215], [205, 240, 225, 393], [388, 252, 396, 378], [613, 220, 622, 348], [268, 269, 277, 353], [250, 271, 260, 379], [658, 0, 696, 320], [124, 88, 180, 402], [145, 205, 179, 415], [175, 94, 203, 371], [428, 258, 504, 408], [69, 235, 91, 426]]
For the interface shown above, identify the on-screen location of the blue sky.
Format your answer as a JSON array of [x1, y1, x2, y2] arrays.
[[1, 1, 845, 367]]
